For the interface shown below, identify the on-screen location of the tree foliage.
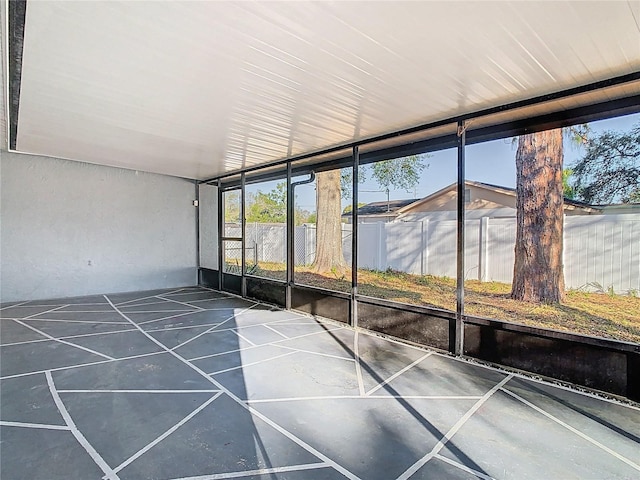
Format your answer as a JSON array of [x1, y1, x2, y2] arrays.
[[245, 183, 286, 223], [562, 169, 576, 199], [369, 154, 428, 210], [224, 190, 241, 223], [245, 182, 313, 225], [370, 154, 428, 197], [571, 122, 640, 204], [340, 166, 366, 199], [340, 154, 429, 199]]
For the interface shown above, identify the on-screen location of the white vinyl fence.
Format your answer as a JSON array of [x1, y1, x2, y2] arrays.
[[228, 213, 640, 293], [225, 223, 352, 266]]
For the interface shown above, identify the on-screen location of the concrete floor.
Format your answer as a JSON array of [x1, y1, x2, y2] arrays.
[[1, 286, 639, 480]]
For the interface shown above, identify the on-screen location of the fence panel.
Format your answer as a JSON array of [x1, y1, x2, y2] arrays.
[[385, 222, 423, 274], [342, 224, 353, 264], [357, 223, 383, 270], [227, 213, 640, 292], [425, 220, 457, 278], [261, 224, 287, 263], [292, 224, 352, 266], [485, 218, 516, 284], [564, 214, 640, 293], [464, 219, 481, 281]]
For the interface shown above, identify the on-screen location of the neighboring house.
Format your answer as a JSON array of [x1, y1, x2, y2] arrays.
[[346, 181, 639, 224], [597, 203, 640, 215], [395, 181, 602, 222], [343, 198, 419, 223]]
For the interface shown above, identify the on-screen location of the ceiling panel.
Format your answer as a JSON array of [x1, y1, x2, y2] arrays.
[[466, 79, 640, 135], [7, 1, 640, 179]]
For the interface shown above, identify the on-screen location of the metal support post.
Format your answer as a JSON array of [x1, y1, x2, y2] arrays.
[[240, 173, 246, 298], [217, 180, 223, 290], [351, 146, 359, 328], [194, 180, 200, 285], [286, 162, 294, 310], [455, 121, 466, 356]]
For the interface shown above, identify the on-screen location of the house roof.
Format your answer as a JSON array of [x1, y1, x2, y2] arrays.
[[396, 181, 601, 214], [597, 203, 640, 212], [344, 199, 420, 218]]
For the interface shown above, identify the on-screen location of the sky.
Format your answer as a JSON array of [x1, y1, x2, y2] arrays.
[[254, 111, 640, 212]]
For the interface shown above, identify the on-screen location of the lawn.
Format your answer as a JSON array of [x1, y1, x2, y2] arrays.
[[246, 262, 640, 344]]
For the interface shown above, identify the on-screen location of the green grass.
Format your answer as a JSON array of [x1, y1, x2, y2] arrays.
[[248, 262, 640, 344]]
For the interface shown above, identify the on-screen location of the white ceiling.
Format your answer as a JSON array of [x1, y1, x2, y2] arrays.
[[3, 1, 640, 179]]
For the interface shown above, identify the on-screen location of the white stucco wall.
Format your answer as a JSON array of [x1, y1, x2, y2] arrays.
[[0, 151, 197, 302], [199, 183, 219, 269]]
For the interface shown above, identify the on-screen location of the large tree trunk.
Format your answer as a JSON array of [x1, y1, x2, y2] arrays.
[[511, 129, 566, 303], [312, 170, 346, 274]]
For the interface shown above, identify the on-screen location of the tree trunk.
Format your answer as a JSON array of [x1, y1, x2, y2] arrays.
[[312, 170, 347, 274], [511, 129, 566, 303]]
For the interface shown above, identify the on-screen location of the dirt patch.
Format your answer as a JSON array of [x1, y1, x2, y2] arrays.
[[249, 263, 640, 343]]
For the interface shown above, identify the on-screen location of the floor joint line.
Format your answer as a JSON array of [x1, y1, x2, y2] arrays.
[[232, 330, 256, 347], [113, 300, 170, 309], [208, 351, 297, 375], [136, 310, 204, 326], [156, 294, 206, 311], [169, 303, 262, 351], [1, 335, 51, 347], [396, 374, 514, 480], [501, 387, 640, 472], [0, 420, 71, 431], [263, 323, 290, 339], [0, 301, 29, 310], [274, 344, 356, 362], [55, 327, 139, 341], [115, 288, 189, 307], [187, 296, 233, 304], [187, 343, 263, 361], [45, 371, 120, 480], [185, 326, 347, 362], [246, 394, 484, 404], [117, 309, 196, 314], [0, 351, 165, 381], [23, 318, 129, 324], [113, 392, 223, 473], [366, 352, 433, 396], [57, 389, 222, 394], [146, 322, 221, 333], [23, 304, 69, 319], [42, 310, 117, 313], [13, 319, 115, 360], [165, 315, 242, 344], [166, 462, 331, 480], [433, 454, 496, 480], [104, 294, 362, 480]]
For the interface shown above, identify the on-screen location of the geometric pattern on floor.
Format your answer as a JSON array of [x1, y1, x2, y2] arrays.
[[1, 286, 639, 480]]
